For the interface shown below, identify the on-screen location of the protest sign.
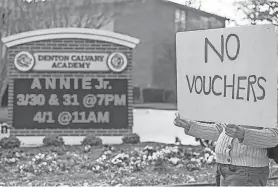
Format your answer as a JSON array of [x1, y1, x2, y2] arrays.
[[176, 24, 277, 128]]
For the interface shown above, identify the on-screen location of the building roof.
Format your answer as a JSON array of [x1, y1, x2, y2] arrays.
[[0, 0, 228, 21], [162, 0, 228, 21], [115, 0, 228, 21]]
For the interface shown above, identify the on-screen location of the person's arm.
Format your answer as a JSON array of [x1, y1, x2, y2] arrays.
[[239, 127, 278, 148], [181, 119, 224, 141]]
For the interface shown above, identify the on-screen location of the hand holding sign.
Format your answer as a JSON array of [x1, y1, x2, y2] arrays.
[[174, 113, 191, 132], [224, 124, 245, 140]]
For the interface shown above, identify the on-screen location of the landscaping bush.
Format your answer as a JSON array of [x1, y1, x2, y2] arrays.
[[122, 133, 140, 144], [42, 135, 64, 147], [0, 136, 21, 149], [81, 134, 102, 146]]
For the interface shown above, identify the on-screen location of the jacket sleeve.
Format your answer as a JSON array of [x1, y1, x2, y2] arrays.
[[240, 127, 278, 148], [184, 121, 224, 141]]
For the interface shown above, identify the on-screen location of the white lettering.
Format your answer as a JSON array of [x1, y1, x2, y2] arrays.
[[45, 78, 56, 89], [71, 111, 110, 123], [96, 94, 127, 106], [114, 94, 126, 106], [82, 78, 92, 89], [31, 78, 42, 89], [60, 78, 70, 89]]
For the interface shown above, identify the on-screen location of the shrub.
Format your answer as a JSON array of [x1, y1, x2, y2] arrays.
[[81, 134, 102, 146], [48, 146, 66, 155], [43, 135, 64, 147], [0, 136, 21, 149], [122, 133, 140, 144]]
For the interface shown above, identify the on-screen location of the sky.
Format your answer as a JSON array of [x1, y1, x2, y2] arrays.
[[170, 0, 250, 26]]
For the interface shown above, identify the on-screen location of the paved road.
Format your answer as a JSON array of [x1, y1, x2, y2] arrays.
[[133, 109, 197, 145]]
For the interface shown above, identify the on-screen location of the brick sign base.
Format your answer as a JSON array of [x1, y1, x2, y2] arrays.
[[2, 28, 139, 136]]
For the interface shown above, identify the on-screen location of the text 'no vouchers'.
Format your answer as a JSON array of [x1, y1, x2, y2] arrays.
[[16, 94, 126, 107], [186, 74, 266, 102]]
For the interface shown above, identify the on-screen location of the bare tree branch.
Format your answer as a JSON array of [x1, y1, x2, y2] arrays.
[[0, 0, 135, 106], [236, 0, 278, 25]]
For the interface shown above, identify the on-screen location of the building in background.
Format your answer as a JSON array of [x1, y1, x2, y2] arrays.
[[112, 0, 227, 103], [0, 0, 227, 107]]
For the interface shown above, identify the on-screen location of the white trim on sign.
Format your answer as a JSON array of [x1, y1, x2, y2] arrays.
[[1, 28, 140, 48]]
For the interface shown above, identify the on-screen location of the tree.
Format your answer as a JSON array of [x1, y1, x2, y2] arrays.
[[181, 0, 202, 9], [236, 0, 278, 25], [0, 0, 133, 106], [0, 0, 15, 107]]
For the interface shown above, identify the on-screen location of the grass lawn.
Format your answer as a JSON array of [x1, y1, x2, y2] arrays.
[[134, 103, 177, 110]]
